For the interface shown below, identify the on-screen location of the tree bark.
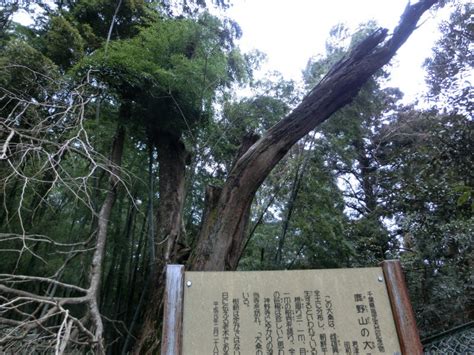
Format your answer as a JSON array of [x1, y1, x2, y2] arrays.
[[155, 132, 188, 264], [88, 123, 125, 353], [134, 132, 188, 354], [190, 0, 438, 271]]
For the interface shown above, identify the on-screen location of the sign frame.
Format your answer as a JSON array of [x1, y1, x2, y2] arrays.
[[160, 260, 422, 355]]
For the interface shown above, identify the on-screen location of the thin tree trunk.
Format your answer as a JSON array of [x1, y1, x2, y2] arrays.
[[122, 147, 154, 354], [0, 177, 19, 228], [114, 202, 136, 316], [110, 205, 134, 354], [101, 238, 119, 310], [275, 140, 314, 265], [88, 123, 125, 353], [147, 142, 157, 278], [125, 209, 147, 325], [239, 183, 281, 265]]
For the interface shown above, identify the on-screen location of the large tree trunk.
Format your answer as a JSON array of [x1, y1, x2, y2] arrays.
[[134, 132, 188, 354], [155, 133, 188, 264], [190, 0, 438, 271]]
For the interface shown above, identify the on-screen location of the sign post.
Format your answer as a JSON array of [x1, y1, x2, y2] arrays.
[[161, 260, 421, 354], [381, 260, 423, 354]]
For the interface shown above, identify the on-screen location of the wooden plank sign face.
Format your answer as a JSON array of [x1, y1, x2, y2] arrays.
[[182, 267, 402, 354]]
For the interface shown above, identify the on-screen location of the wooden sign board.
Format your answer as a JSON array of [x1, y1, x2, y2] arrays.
[[161, 260, 422, 355]]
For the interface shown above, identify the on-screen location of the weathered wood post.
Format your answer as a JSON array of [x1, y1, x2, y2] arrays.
[[382, 259, 423, 354]]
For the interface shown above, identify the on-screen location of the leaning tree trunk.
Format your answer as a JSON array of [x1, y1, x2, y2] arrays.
[[190, 0, 438, 271]]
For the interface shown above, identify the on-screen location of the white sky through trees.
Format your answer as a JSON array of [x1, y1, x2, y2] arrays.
[[225, 0, 454, 221], [12, 0, 452, 102], [228, 0, 453, 103]]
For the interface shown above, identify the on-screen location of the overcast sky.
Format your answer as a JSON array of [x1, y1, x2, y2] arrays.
[[13, 1, 452, 102], [227, 0, 452, 102]]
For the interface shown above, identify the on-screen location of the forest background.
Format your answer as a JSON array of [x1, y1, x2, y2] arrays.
[[0, 0, 472, 353]]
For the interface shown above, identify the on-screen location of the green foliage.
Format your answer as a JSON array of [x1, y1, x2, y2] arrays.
[[424, 3, 473, 112], [0, 3, 18, 46], [79, 13, 247, 140], [374, 109, 473, 336], [238, 22, 405, 273], [0, 40, 59, 98], [68, 0, 152, 45], [43, 16, 85, 70], [287, 153, 352, 269], [300, 24, 404, 268], [239, 147, 352, 270], [0, 40, 61, 137]]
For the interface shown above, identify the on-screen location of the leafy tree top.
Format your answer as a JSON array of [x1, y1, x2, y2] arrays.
[[79, 12, 248, 140]]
